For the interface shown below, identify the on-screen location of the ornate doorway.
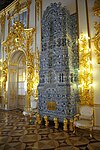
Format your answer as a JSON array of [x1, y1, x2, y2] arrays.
[[2, 21, 39, 111]]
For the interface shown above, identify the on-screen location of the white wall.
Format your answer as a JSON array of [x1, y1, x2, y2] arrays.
[[77, 0, 88, 34], [78, 0, 100, 128]]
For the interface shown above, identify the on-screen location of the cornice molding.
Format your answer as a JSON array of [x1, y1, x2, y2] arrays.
[[0, 0, 32, 17], [0, 0, 17, 16]]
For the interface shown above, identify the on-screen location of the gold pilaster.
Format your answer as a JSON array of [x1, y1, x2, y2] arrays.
[[24, 28, 35, 111]]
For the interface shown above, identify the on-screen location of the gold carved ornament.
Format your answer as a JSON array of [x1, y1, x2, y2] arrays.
[[25, 28, 35, 110], [3, 22, 25, 55], [78, 33, 93, 105]]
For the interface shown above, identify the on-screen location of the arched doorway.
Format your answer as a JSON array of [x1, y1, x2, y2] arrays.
[[8, 50, 26, 110]]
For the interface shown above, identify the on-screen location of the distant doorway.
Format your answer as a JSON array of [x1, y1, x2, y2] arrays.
[[8, 50, 26, 110]]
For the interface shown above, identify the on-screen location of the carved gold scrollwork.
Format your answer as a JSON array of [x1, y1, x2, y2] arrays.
[[79, 33, 93, 105], [3, 21, 25, 55]]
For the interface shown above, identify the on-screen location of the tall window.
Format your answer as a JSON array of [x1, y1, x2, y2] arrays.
[[18, 68, 26, 95], [10, 11, 28, 28], [18, 57, 26, 95], [19, 11, 27, 28]]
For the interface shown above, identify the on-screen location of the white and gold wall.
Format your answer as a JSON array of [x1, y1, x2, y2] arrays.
[[0, 0, 41, 111], [0, 0, 100, 128], [77, 0, 100, 129]]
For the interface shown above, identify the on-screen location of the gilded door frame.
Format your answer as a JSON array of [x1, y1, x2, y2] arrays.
[[2, 21, 37, 111]]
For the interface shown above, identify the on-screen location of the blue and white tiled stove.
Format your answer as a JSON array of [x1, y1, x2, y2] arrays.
[[38, 3, 79, 122]]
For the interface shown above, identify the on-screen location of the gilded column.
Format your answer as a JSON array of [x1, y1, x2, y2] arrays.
[[25, 28, 35, 112]]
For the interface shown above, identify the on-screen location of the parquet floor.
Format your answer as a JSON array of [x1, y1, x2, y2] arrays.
[[0, 110, 100, 150]]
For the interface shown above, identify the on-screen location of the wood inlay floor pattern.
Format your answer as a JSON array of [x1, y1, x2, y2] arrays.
[[0, 110, 100, 150]]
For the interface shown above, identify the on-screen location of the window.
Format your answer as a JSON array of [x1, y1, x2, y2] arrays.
[[18, 68, 26, 95], [20, 11, 27, 28], [10, 10, 28, 28]]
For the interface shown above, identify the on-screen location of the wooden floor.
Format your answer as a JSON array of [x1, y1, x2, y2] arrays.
[[0, 109, 100, 150]]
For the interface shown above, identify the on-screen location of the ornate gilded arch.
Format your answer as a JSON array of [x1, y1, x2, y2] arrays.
[[2, 21, 39, 111]]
